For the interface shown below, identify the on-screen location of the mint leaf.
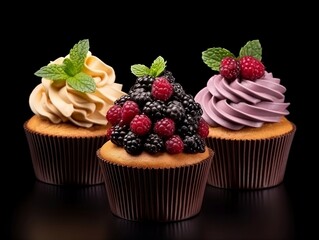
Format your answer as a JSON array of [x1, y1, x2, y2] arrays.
[[67, 72, 96, 93], [149, 56, 166, 77], [131, 64, 150, 77], [35, 64, 70, 80], [202, 48, 235, 71], [69, 39, 89, 73], [34, 39, 96, 93], [239, 39, 262, 60], [63, 58, 77, 76]]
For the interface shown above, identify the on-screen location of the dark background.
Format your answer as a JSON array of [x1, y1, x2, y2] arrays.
[[3, 3, 315, 239]]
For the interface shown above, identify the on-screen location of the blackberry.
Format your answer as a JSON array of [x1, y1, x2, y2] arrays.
[[144, 133, 165, 154], [130, 88, 152, 109], [114, 95, 131, 106], [111, 124, 129, 147], [143, 100, 166, 121], [171, 83, 185, 101], [123, 131, 143, 155], [183, 134, 206, 153], [166, 100, 185, 121], [162, 70, 175, 83], [176, 114, 198, 137], [182, 94, 203, 118], [133, 75, 155, 91]]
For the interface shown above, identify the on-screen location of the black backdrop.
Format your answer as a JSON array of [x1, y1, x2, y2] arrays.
[[3, 4, 315, 239]]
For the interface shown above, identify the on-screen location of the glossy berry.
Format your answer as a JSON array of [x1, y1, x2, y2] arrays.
[[153, 118, 175, 138], [121, 100, 140, 124], [239, 56, 265, 80], [123, 131, 143, 155], [144, 133, 165, 154], [151, 77, 173, 101], [106, 127, 113, 141], [106, 105, 122, 125], [130, 114, 152, 136], [197, 118, 209, 138], [219, 57, 240, 81], [165, 135, 184, 154]]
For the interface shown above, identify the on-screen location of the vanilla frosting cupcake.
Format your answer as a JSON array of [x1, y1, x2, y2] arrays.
[[24, 39, 126, 185]]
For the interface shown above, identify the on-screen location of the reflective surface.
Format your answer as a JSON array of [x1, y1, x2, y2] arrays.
[[8, 180, 299, 240]]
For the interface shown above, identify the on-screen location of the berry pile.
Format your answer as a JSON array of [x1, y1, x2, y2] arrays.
[[106, 56, 209, 155], [202, 39, 266, 81], [220, 55, 265, 81]]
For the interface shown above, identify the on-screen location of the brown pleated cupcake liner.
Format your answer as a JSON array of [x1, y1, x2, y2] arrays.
[[24, 122, 105, 185], [97, 149, 213, 222], [205, 125, 296, 189]]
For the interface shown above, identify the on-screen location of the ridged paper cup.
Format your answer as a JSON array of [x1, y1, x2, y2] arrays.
[[97, 148, 213, 222], [24, 121, 105, 185], [205, 124, 296, 189]]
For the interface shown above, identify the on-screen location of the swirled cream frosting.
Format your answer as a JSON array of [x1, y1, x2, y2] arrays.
[[195, 72, 290, 130], [30, 52, 126, 128]]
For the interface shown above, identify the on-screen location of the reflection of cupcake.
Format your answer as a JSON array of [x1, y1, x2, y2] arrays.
[[195, 40, 296, 189], [199, 184, 294, 239], [12, 181, 113, 240], [97, 56, 213, 222], [24, 39, 126, 185]]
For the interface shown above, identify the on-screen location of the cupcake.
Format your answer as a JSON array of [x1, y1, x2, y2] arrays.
[[24, 39, 126, 185], [97, 56, 214, 222], [195, 40, 296, 189]]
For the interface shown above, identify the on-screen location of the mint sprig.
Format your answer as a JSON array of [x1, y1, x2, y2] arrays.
[[239, 39, 262, 60], [202, 48, 235, 71], [34, 39, 96, 93], [131, 56, 166, 77], [202, 39, 263, 72]]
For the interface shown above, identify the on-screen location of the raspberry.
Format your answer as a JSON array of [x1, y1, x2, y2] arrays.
[[106, 127, 113, 141], [165, 135, 184, 154], [239, 56, 265, 80], [153, 118, 175, 138], [151, 77, 173, 101], [130, 114, 152, 136], [106, 105, 122, 125], [121, 100, 140, 124], [219, 57, 240, 81], [197, 117, 209, 138]]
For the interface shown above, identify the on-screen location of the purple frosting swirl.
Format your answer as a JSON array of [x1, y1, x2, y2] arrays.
[[195, 72, 290, 130]]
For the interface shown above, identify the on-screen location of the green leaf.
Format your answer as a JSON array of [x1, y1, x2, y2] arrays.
[[202, 48, 235, 71], [149, 56, 166, 77], [239, 39, 262, 60], [131, 64, 150, 77], [69, 39, 89, 73], [34, 64, 70, 80], [63, 58, 77, 76], [34, 39, 96, 93], [67, 72, 96, 93]]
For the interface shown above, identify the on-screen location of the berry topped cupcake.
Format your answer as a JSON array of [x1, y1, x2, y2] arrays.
[[195, 40, 296, 189], [24, 39, 126, 185], [97, 56, 213, 222]]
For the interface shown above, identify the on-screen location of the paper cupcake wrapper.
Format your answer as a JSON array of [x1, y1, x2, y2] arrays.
[[205, 125, 296, 189], [97, 149, 213, 222], [24, 122, 105, 185]]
